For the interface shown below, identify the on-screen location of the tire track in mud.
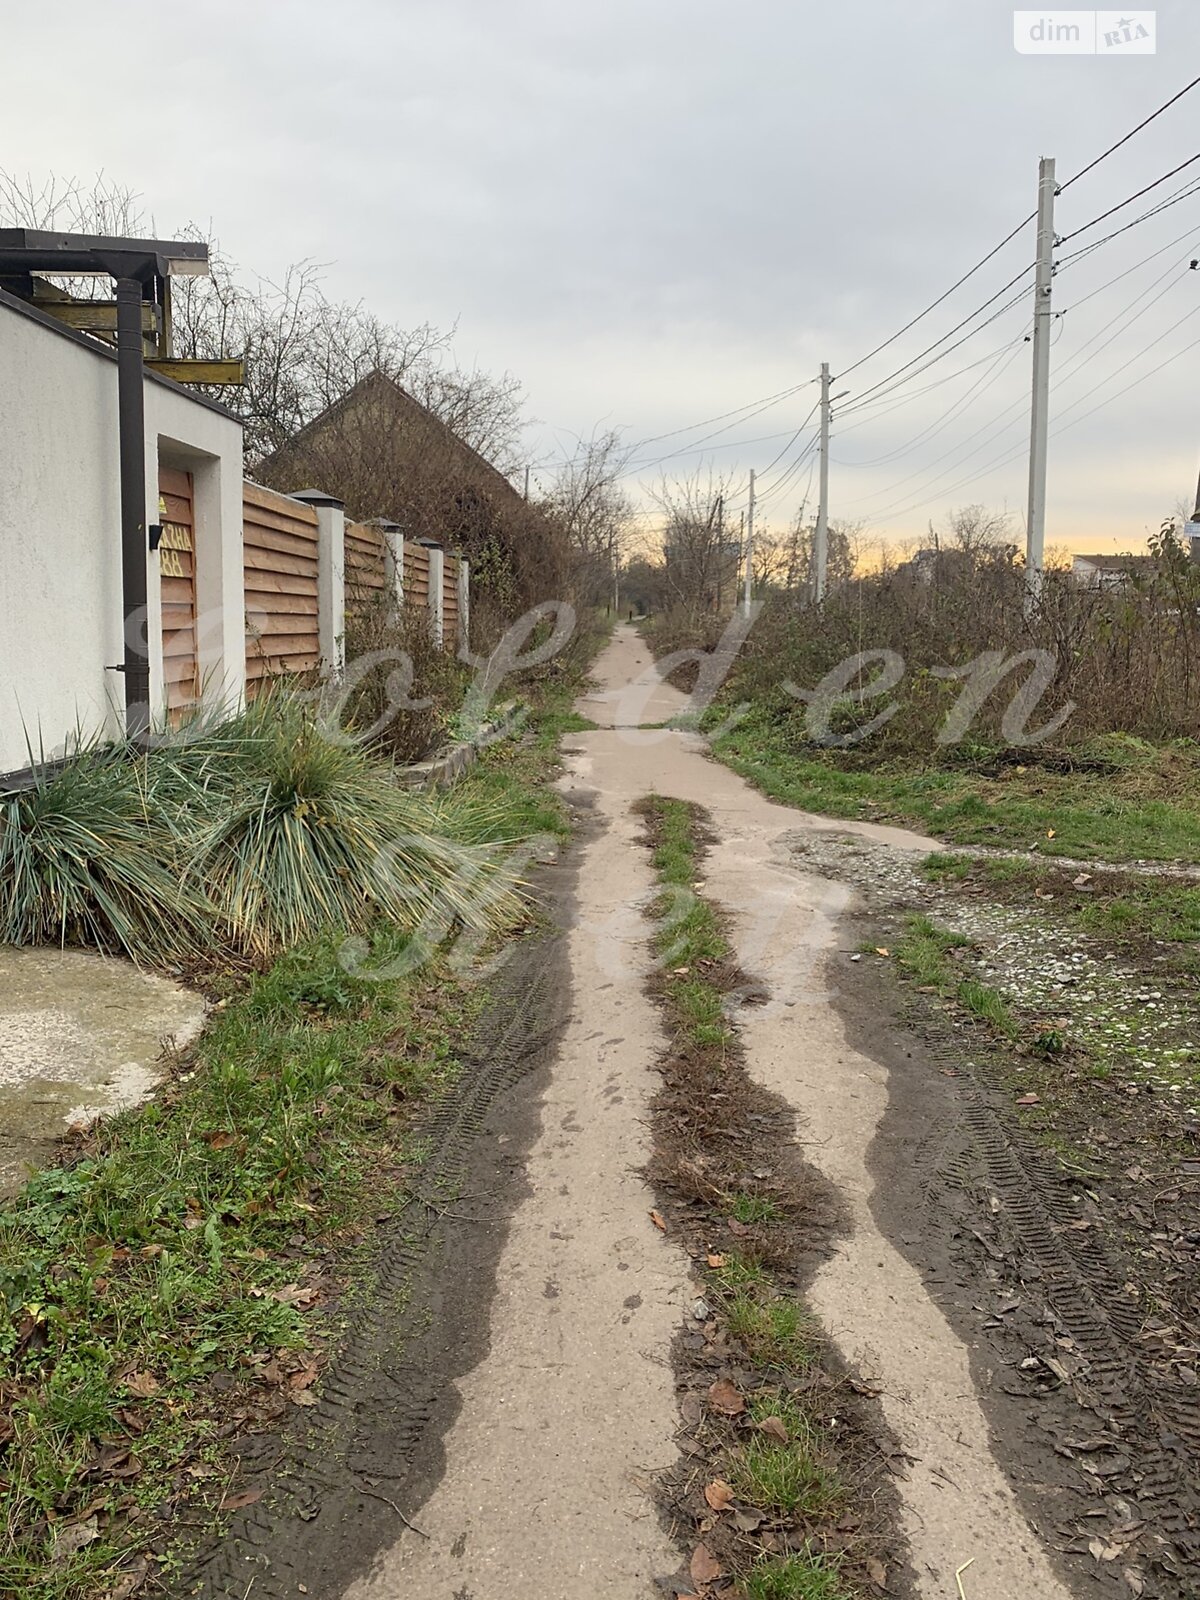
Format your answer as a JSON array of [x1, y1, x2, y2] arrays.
[[175, 916, 572, 1600], [878, 985, 1200, 1593]]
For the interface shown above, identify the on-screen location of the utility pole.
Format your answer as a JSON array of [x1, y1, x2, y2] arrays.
[[742, 470, 756, 616], [814, 362, 831, 602], [1025, 156, 1056, 613], [523, 465, 530, 502]]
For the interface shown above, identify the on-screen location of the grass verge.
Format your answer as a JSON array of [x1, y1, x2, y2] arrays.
[[636, 795, 899, 1600], [0, 934, 475, 1599], [0, 664, 603, 1600], [710, 709, 1200, 864]]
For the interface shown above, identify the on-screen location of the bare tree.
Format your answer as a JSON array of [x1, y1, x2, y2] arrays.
[[1, 168, 527, 473], [652, 470, 742, 615], [542, 428, 636, 607]]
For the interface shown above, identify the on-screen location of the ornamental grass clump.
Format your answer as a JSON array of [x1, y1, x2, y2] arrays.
[[0, 695, 528, 966], [189, 700, 525, 958], [0, 745, 212, 962]]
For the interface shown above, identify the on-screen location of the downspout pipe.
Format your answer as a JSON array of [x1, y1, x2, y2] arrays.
[[115, 275, 150, 741]]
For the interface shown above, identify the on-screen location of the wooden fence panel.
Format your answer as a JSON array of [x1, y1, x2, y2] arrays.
[[159, 466, 199, 721], [345, 520, 388, 620], [243, 482, 320, 690], [404, 542, 431, 614], [442, 554, 460, 649]]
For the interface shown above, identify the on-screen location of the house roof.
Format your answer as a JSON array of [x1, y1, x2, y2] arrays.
[[257, 368, 522, 502], [1072, 553, 1157, 570]]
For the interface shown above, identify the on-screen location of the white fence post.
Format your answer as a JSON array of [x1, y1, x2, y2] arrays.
[[457, 557, 470, 655], [292, 490, 345, 674], [378, 519, 405, 618], [425, 542, 445, 647]]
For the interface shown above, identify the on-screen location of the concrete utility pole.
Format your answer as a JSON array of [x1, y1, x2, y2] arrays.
[[814, 362, 831, 602], [742, 469, 756, 616], [1025, 156, 1057, 612]]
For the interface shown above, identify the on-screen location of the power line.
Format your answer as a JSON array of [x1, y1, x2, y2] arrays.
[[863, 303, 1200, 527], [835, 277, 1033, 416], [828, 78, 1200, 409], [1056, 176, 1200, 269], [833, 334, 1028, 468], [626, 378, 817, 455], [754, 397, 822, 480], [1055, 217, 1200, 313], [834, 212, 1035, 383], [1058, 73, 1200, 191], [1058, 152, 1200, 246]]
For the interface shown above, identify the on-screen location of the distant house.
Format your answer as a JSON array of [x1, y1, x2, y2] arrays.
[[256, 369, 564, 613], [1071, 553, 1160, 589]]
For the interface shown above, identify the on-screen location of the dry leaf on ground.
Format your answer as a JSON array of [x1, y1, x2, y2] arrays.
[[707, 1378, 745, 1416], [703, 1478, 734, 1512], [690, 1542, 722, 1586], [754, 1415, 789, 1444]]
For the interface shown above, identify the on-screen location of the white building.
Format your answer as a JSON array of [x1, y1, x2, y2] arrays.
[[0, 288, 246, 778]]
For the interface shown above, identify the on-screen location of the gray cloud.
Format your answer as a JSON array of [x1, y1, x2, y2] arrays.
[[4, 0, 1198, 547]]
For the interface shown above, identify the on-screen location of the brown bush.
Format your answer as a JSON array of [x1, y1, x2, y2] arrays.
[[341, 591, 470, 766]]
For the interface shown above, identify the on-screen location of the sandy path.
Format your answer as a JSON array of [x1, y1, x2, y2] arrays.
[[344, 626, 1074, 1600]]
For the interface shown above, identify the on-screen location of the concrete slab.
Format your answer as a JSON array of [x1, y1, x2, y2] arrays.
[[0, 945, 206, 1197]]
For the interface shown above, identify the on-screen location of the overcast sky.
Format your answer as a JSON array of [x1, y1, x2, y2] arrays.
[[4, 0, 1200, 553]]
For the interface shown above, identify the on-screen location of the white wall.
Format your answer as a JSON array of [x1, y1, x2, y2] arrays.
[[0, 298, 244, 776]]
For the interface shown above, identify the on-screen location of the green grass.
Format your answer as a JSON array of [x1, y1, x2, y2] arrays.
[[725, 1290, 817, 1368], [731, 1394, 841, 1522], [957, 978, 1017, 1035], [0, 685, 585, 1600], [712, 713, 1200, 864], [0, 932, 474, 1598], [894, 914, 971, 987], [743, 1552, 851, 1600], [1075, 881, 1200, 945], [712, 1250, 770, 1291], [728, 1192, 784, 1226]]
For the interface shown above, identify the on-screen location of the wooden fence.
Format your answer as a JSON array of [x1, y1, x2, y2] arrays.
[[242, 482, 321, 692]]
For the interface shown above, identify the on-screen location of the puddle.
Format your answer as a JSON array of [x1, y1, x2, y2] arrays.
[[0, 946, 206, 1197]]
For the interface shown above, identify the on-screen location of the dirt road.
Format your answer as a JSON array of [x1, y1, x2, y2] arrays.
[[340, 627, 1076, 1600]]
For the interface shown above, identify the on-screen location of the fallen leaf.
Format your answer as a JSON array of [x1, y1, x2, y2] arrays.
[[1016, 1093, 1041, 1106], [672, 966, 691, 976], [690, 1542, 722, 1586], [874, 947, 890, 957], [270, 1284, 319, 1308], [706, 1252, 726, 1268], [1047, 828, 1056, 839], [51, 1517, 98, 1565], [649, 1210, 668, 1232], [1089, 1537, 1122, 1562], [867, 1556, 888, 1590], [288, 1364, 319, 1391], [123, 1371, 160, 1398], [703, 1478, 734, 1512], [201, 1130, 237, 1150], [221, 1488, 264, 1512], [291, 1389, 318, 1407], [754, 1415, 789, 1444], [111, 1557, 151, 1600], [707, 1378, 745, 1416]]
